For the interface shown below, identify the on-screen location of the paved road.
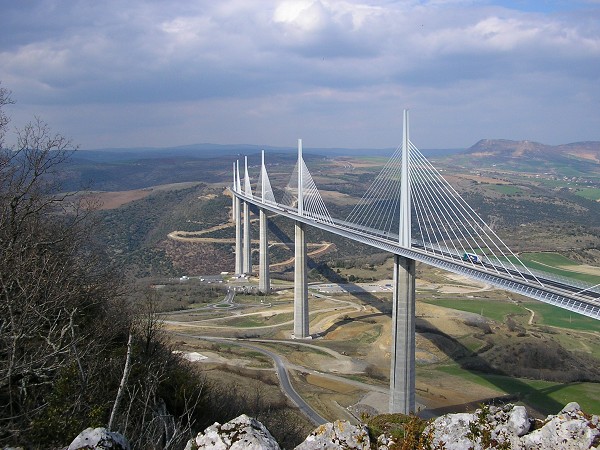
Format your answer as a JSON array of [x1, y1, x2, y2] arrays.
[[170, 332, 327, 426]]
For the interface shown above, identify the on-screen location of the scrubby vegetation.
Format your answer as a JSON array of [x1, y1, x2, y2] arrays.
[[0, 86, 214, 448], [365, 413, 435, 450]]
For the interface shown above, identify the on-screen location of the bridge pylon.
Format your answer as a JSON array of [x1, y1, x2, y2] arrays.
[[294, 139, 310, 338], [399, 109, 411, 248], [390, 110, 416, 414], [259, 150, 271, 293], [234, 161, 243, 274], [243, 156, 252, 274]]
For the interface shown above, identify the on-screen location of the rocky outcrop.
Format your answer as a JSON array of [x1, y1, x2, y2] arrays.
[[295, 420, 370, 449], [521, 402, 600, 450], [69, 403, 600, 450], [184, 414, 280, 450], [185, 417, 370, 450], [68, 427, 130, 450], [427, 402, 600, 450]]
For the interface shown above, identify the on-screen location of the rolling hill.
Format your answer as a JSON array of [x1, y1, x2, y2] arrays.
[[458, 139, 600, 175]]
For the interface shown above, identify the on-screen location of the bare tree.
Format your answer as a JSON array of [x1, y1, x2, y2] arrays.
[[0, 84, 212, 449], [0, 86, 119, 446], [0, 83, 13, 149]]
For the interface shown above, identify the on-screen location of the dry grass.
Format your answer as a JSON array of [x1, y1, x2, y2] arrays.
[[85, 189, 153, 209], [305, 373, 359, 394], [556, 264, 600, 276]]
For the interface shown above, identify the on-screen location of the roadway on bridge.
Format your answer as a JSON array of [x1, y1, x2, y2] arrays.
[[235, 192, 600, 319]]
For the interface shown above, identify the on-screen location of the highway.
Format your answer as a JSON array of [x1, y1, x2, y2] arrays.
[[413, 243, 600, 302], [234, 191, 600, 320]]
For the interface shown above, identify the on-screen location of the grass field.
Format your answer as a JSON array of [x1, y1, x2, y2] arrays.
[[574, 187, 600, 201], [348, 324, 383, 344], [522, 301, 600, 332], [552, 332, 600, 360], [434, 365, 600, 415], [505, 253, 600, 284], [422, 298, 526, 323], [218, 312, 293, 328], [519, 252, 579, 267], [422, 296, 600, 332]]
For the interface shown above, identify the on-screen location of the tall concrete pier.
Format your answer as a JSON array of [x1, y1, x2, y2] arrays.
[[293, 139, 309, 338], [259, 208, 270, 292], [234, 162, 243, 274], [242, 157, 252, 274], [389, 255, 416, 413], [258, 151, 270, 293], [389, 109, 416, 414], [294, 221, 309, 338]]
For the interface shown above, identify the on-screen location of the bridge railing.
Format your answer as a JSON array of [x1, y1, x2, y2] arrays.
[[251, 194, 600, 293], [235, 190, 600, 319]]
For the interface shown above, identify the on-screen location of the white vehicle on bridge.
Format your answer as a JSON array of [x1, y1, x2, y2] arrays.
[[462, 252, 482, 264]]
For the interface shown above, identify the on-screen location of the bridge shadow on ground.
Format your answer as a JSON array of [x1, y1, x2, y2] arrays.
[[254, 209, 574, 417], [265, 213, 294, 253], [309, 256, 393, 337], [317, 312, 386, 338], [261, 208, 391, 329], [312, 276, 571, 417], [262, 211, 363, 279], [417, 318, 567, 417]]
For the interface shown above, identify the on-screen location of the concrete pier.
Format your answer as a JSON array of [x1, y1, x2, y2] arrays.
[[293, 221, 309, 338], [258, 207, 270, 293], [234, 196, 242, 274], [389, 254, 416, 414], [243, 200, 251, 274]]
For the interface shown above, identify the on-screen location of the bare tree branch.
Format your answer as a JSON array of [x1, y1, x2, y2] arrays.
[[108, 331, 134, 432]]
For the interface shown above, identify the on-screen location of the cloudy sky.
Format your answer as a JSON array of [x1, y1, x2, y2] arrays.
[[1, 0, 599, 150]]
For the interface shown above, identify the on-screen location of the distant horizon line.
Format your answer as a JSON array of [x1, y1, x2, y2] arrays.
[[78, 138, 600, 153]]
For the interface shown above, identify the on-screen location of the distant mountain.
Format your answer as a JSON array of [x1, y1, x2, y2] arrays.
[[556, 141, 600, 163], [465, 139, 600, 163]]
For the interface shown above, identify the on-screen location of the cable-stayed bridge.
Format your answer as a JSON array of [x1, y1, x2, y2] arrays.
[[229, 111, 600, 415]]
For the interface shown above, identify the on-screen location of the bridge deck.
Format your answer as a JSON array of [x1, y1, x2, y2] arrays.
[[234, 190, 600, 321]]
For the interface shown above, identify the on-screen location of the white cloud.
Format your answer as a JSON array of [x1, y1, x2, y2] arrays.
[[0, 0, 599, 148]]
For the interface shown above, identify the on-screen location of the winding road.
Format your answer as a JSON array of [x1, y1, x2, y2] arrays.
[[169, 332, 327, 425]]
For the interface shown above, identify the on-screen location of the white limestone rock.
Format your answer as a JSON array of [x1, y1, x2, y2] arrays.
[[185, 414, 280, 450], [427, 404, 534, 450], [427, 402, 599, 450], [427, 412, 477, 450], [68, 427, 130, 450], [508, 405, 532, 437], [294, 420, 370, 450], [376, 433, 395, 450], [520, 402, 600, 450]]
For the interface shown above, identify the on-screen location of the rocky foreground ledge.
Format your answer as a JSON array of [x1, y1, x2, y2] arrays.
[[67, 402, 599, 450]]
